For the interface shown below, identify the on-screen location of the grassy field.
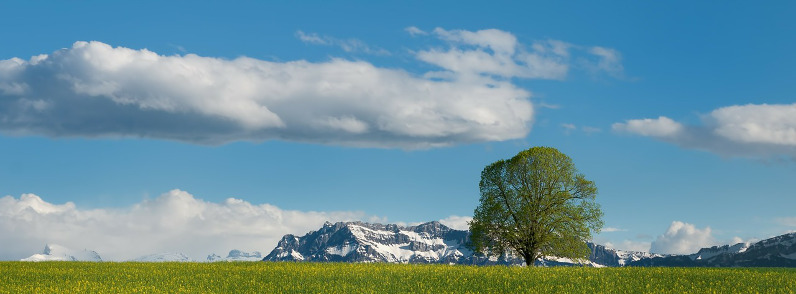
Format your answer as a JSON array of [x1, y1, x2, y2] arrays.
[[1, 262, 794, 293]]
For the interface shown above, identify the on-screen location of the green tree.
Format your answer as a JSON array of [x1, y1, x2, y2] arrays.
[[469, 146, 603, 266]]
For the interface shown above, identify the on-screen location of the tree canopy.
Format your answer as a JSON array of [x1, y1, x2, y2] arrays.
[[469, 146, 603, 266]]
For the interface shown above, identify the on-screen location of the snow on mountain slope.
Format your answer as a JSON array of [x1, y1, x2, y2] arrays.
[[207, 250, 262, 262], [132, 252, 192, 262], [21, 244, 102, 261]]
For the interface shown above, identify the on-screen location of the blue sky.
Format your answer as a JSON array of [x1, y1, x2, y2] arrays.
[[1, 1, 795, 260]]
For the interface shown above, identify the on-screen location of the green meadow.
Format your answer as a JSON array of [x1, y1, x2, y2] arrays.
[[1, 262, 794, 293]]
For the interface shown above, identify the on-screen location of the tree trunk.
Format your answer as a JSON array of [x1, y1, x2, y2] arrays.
[[523, 251, 534, 267]]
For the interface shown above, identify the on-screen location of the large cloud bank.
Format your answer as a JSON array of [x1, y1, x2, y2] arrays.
[[0, 190, 373, 261], [613, 103, 796, 158], [0, 37, 537, 148]]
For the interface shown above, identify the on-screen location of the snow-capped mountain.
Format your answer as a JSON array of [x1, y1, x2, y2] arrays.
[[587, 243, 665, 267], [263, 221, 485, 264], [21, 244, 102, 262], [263, 221, 796, 267], [629, 232, 796, 267], [263, 221, 606, 266], [131, 252, 192, 262], [207, 250, 263, 262]]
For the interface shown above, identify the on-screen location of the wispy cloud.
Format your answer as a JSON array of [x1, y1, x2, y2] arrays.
[[561, 123, 601, 135], [582, 126, 602, 134], [404, 26, 427, 36], [0, 190, 374, 261], [613, 104, 796, 158], [416, 28, 569, 80], [587, 46, 625, 78], [562, 123, 576, 135], [602, 227, 627, 232], [296, 31, 390, 55], [775, 216, 796, 227], [410, 27, 626, 81]]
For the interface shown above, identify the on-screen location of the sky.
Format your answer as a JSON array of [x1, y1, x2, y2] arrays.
[[1, 1, 795, 261]]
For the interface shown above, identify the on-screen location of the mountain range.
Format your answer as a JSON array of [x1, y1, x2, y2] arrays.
[[19, 221, 796, 267], [21, 244, 103, 262], [263, 221, 796, 267]]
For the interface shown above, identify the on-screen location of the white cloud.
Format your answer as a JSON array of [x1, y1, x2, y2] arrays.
[[439, 215, 472, 231], [0, 190, 373, 261], [649, 221, 715, 254], [775, 217, 796, 227], [0, 41, 534, 148], [612, 116, 684, 138], [613, 104, 796, 158], [296, 31, 390, 55]]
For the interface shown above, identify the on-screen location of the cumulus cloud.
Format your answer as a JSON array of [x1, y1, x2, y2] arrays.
[[439, 215, 472, 231], [650, 221, 715, 254], [0, 190, 373, 261], [614, 104, 796, 158], [0, 41, 535, 148], [710, 104, 796, 146]]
